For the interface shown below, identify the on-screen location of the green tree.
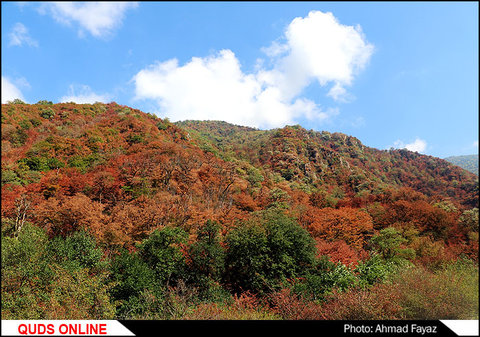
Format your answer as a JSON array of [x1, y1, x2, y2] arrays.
[[355, 254, 397, 286], [47, 230, 105, 271], [37, 100, 53, 105], [138, 226, 188, 286], [459, 208, 479, 232], [109, 249, 157, 317], [40, 108, 55, 119], [2, 224, 114, 319], [188, 220, 225, 283], [291, 256, 359, 301], [371, 227, 414, 261], [224, 209, 316, 294]]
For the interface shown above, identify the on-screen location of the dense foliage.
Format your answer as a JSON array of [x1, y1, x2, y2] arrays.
[[445, 154, 478, 175], [2, 102, 478, 320]]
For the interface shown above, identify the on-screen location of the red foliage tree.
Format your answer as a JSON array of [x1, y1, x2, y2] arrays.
[[301, 207, 374, 249]]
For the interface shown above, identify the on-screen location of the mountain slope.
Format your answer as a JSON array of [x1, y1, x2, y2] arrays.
[[2, 102, 478, 246], [178, 120, 478, 208], [444, 154, 478, 175], [2, 102, 478, 320]]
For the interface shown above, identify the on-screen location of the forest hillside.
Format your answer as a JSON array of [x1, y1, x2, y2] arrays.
[[2, 101, 478, 320], [445, 154, 478, 175]]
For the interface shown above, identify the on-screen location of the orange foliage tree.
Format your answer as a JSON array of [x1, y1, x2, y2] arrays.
[[385, 200, 456, 240], [33, 193, 106, 239], [315, 239, 368, 267], [302, 207, 374, 250]]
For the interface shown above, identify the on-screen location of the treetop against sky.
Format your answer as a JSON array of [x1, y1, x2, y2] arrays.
[[1, 2, 478, 158]]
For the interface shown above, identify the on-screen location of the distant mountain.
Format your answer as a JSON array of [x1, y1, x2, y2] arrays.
[[444, 154, 478, 175]]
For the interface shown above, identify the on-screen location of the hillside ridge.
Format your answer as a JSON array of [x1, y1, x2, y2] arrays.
[[2, 101, 478, 320], [444, 154, 478, 175]]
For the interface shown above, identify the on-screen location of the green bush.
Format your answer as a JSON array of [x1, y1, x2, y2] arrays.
[[394, 260, 479, 319], [290, 257, 359, 301], [2, 225, 115, 319], [40, 108, 55, 119], [126, 134, 144, 144], [109, 249, 157, 317], [187, 220, 225, 289], [46, 157, 65, 170], [47, 230, 105, 271], [29, 118, 41, 127], [355, 254, 397, 286], [10, 127, 28, 147], [1, 224, 54, 318], [1, 169, 20, 186], [224, 209, 316, 294], [37, 100, 53, 105], [138, 226, 188, 285], [18, 119, 31, 130], [246, 167, 264, 187], [21, 156, 49, 171], [371, 227, 415, 261], [67, 154, 102, 172], [156, 121, 168, 130]]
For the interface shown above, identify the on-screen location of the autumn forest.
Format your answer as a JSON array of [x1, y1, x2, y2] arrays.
[[1, 101, 478, 320]]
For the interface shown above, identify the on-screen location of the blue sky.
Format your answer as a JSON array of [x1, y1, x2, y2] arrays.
[[2, 2, 478, 158]]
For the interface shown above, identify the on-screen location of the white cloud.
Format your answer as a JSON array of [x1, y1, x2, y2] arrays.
[[60, 84, 111, 104], [350, 116, 365, 128], [391, 138, 427, 153], [39, 2, 138, 38], [260, 40, 289, 58], [9, 22, 38, 47], [327, 82, 355, 102], [265, 11, 374, 101], [132, 10, 373, 129], [133, 50, 335, 128], [1, 76, 26, 103], [15, 77, 31, 90]]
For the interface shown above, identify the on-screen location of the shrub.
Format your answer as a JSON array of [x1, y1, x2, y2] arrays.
[[270, 288, 324, 320], [22, 156, 48, 171], [1, 170, 20, 185], [2, 224, 114, 319], [355, 254, 397, 286], [67, 154, 102, 172], [224, 209, 316, 294], [45, 265, 115, 319], [126, 134, 144, 144], [321, 261, 479, 320], [459, 208, 479, 232], [371, 227, 414, 261], [246, 167, 264, 187], [1, 224, 52, 319], [185, 291, 279, 320], [109, 249, 157, 317], [37, 100, 53, 105], [47, 230, 105, 271], [138, 226, 188, 285], [18, 119, 31, 130], [290, 257, 359, 301], [40, 108, 55, 119], [392, 261, 478, 319], [29, 118, 41, 127], [187, 220, 225, 294], [156, 121, 168, 130], [46, 157, 65, 170], [321, 284, 403, 320]]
